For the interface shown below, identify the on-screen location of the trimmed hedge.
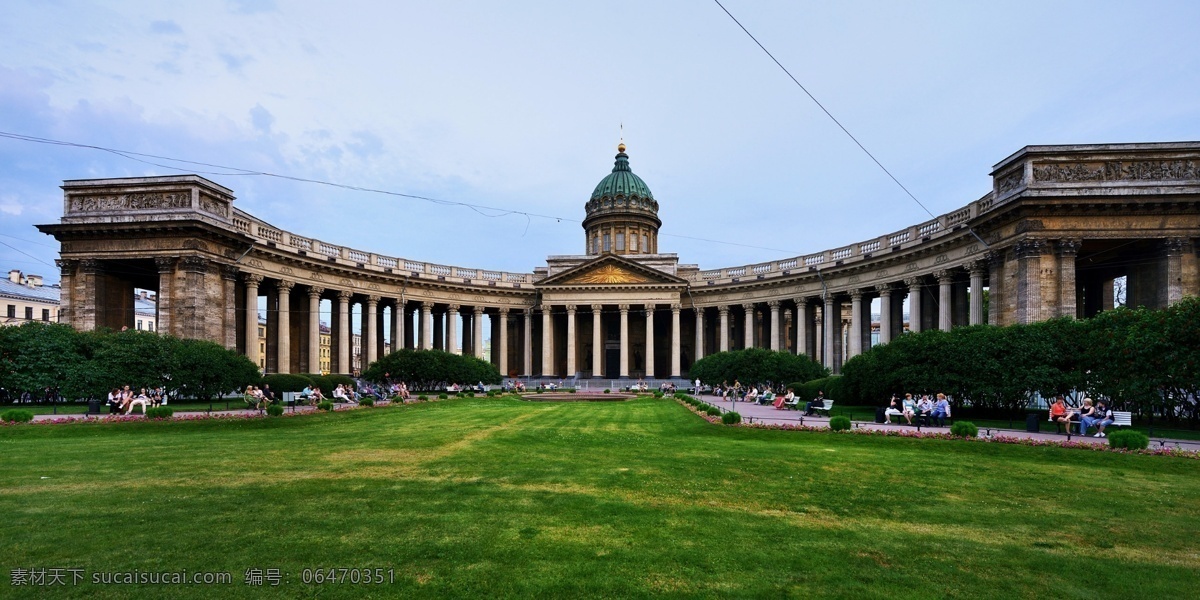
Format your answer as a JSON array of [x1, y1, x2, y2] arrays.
[[796, 377, 844, 404], [722, 411, 742, 425], [261, 373, 314, 393], [1108, 430, 1150, 450], [950, 421, 979, 438], [829, 416, 852, 431], [1, 409, 35, 423], [144, 406, 174, 419], [359, 397, 375, 406], [317, 401, 333, 412], [266, 404, 285, 417]]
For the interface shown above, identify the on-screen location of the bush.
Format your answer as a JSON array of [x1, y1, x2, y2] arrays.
[[418, 395, 428, 401], [704, 406, 721, 417], [653, 390, 664, 398], [535, 389, 543, 394], [604, 389, 611, 393], [261, 373, 314, 393], [950, 421, 979, 438], [1108, 430, 1150, 450], [797, 377, 844, 404], [722, 411, 742, 425], [438, 393, 448, 400], [829, 416, 852, 431], [689, 347, 828, 388], [266, 404, 285, 417], [359, 397, 375, 406], [569, 389, 576, 394], [1, 409, 34, 423], [317, 401, 333, 412], [467, 392, 475, 398], [144, 406, 174, 419]]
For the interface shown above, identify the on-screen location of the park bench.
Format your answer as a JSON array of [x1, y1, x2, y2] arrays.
[[812, 399, 834, 415], [783, 396, 800, 410], [1112, 411, 1132, 427], [126, 397, 149, 415]]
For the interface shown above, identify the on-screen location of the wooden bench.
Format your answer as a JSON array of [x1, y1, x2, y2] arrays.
[[1112, 411, 1132, 427], [813, 399, 834, 415]]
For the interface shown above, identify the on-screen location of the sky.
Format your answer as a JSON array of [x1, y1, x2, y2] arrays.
[[3, 0, 1199, 285]]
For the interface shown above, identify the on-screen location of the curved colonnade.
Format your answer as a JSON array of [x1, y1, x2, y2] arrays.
[[41, 142, 1200, 378]]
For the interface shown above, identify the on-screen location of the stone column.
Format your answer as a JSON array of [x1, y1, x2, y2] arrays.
[[1014, 239, 1045, 325], [968, 262, 986, 325], [718, 306, 730, 352], [1055, 241, 1079, 318], [795, 299, 810, 357], [154, 257, 176, 336], [644, 304, 655, 378], [363, 295, 378, 367], [876, 284, 893, 344], [694, 307, 705, 362], [987, 251, 1005, 326], [591, 304, 603, 378], [522, 309, 533, 377], [243, 273, 262, 368], [541, 306, 553, 377], [814, 313, 823, 365], [905, 277, 923, 333], [446, 305, 460, 354], [936, 270, 953, 331], [822, 295, 837, 371], [670, 304, 681, 378], [277, 280, 295, 374], [497, 309, 509, 376], [768, 300, 781, 351], [1165, 238, 1186, 305], [848, 290, 864, 358], [473, 307, 485, 359], [619, 304, 630, 378], [420, 302, 433, 350], [336, 290, 351, 374], [398, 298, 412, 352], [307, 287, 323, 373], [432, 309, 444, 351], [564, 305, 577, 377], [742, 303, 754, 349]]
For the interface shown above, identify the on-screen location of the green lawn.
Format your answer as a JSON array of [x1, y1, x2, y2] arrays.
[[2, 397, 1197, 599]]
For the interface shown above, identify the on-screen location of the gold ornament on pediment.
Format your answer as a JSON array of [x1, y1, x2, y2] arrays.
[[567, 264, 651, 284]]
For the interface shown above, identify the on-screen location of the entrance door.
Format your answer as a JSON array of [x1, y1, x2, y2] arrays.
[[604, 349, 620, 379]]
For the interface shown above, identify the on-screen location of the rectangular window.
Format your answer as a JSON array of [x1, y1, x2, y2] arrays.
[[137, 320, 143, 330], [616, 233, 625, 251], [630, 234, 638, 251], [603, 234, 611, 252], [25, 307, 33, 321], [6, 305, 13, 318], [149, 321, 154, 331], [643, 235, 649, 253], [42, 309, 49, 322]]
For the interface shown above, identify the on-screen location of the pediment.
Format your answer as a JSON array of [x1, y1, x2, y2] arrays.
[[538, 255, 686, 287]]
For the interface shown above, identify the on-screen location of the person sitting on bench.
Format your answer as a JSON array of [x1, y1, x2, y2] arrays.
[[1050, 396, 1074, 433], [930, 393, 951, 426], [884, 395, 907, 424], [804, 391, 825, 416]]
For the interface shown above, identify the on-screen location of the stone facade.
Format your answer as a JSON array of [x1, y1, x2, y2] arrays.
[[38, 143, 1200, 376]]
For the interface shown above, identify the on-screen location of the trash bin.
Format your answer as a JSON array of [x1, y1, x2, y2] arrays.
[[875, 407, 887, 424], [87, 399, 101, 415], [1026, 413, 1040, 433]]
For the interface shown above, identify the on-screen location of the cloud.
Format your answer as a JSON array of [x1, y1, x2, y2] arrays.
[[229, 0, 276, 15], [0, 195, 23, 216], [250, 104, 273, 134], [150, 20, 183, 35]]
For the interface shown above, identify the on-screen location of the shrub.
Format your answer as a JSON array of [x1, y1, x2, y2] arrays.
[[418, 395, 428, 401], [1, 409, 35, 423], [603, 389, 611, 393], [438, 393, 448, 400], [704, 406, 721, 417], [317, 401, 333, 412], [569, 389, 576, 394], [653, 390, 664, 398], [266, 404, 285, 417], [535, 389, 543, 394], [829, 416, 852, 431], [144, 406, 174, 419], [722, 411, 742, 425], [359, 397, 375, 406], [1108, 430, 1150, 450], [486, 390, 496, 397], [797, 377, 844, 404], [950, 421, 979, 438], [467, 392, 475, 398], [261, 373, 314, 393]]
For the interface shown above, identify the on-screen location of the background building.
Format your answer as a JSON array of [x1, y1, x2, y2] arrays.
[[2, 270, 59, 326]]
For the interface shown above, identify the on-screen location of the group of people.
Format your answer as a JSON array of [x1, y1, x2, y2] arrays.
[[1050, 396, 1116, 437], [106, 385, 167, 414], [882, 393, 953, 426], [242, 384, 276, 409]]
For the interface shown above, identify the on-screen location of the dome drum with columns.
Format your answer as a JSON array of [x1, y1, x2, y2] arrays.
[[38, 141, 1200, 381], [583, 143, 661, 256]]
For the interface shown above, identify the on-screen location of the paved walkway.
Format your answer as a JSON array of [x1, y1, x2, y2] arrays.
[[693, 394, 1200, 449]]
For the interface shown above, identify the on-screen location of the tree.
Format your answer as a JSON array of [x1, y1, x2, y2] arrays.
[[0, 322, 98, 400], [362, 349, 501, 391], [688, 348, 828, 387], [172, 339, 261, 402]]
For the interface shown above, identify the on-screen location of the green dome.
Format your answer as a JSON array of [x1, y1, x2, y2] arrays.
[[585, 144, 659, 217]]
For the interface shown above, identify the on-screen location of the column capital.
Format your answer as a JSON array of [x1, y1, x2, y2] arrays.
[[903, 276, 923, 289], [154, 256, 178, 273], [670, 304, 682, 312], [307, 286, 325, 298], [220, 264, 239, 281], [367, 294, 380, 304], [1056, 239, 1081, 257], [277, 279, 296, 292], [986, 249, 1006, 267], [498, 307, 510, 317], [55, 258, 79, 276], [741, 302, 755, 310], [79, 258, 102, 274], [565, 304, 577, 313], [874, 283, 893, 296], [934, 269, 954, 284], [181, 256, 209, 273], [767, 300, 781, 309], [850, 289, 864, 300], [794, 296, 811, 307], [618, 304, 630, 313], [968, 260, 988, 277], [473, 306, 484, 316], [1164, 237, 1187, 256], [590, 303, 603, 312], [242, 272, 263, 286], [447, 304, 460, 312], [336, 289, 353, 301], [1013, 238, 1046, 259], [718, 305, 729, 316], [395, 298, 406, 309]]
